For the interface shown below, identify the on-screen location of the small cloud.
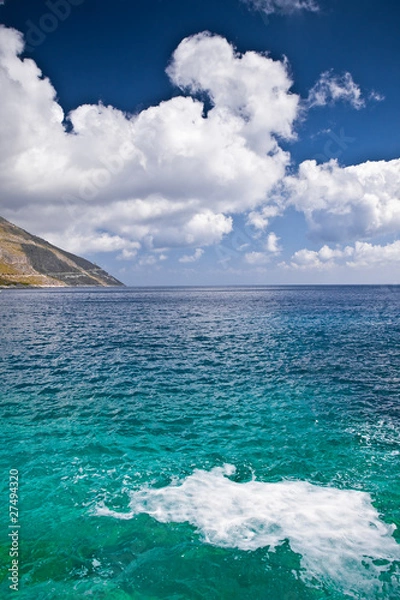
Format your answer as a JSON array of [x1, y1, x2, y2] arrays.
[[243, 0, 319, 15], [117, 248, 138, 260], [307, 71, 365, 109], [139, 255, 158, 266], [245, 232, 281, 265], [247, 205, 282, 231], [369, 90, 385, 102], [309, 127, 332, 140], [265, 232, 281, 253], [179, 248, 204, 263], [288, 245, 349, 270], [245, 251, 271, 265]]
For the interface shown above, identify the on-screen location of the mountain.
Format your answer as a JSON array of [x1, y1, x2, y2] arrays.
[[0, 217, 124, 287]]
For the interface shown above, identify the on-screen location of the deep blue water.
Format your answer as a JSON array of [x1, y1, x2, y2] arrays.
[[0, 286, 399, 599]]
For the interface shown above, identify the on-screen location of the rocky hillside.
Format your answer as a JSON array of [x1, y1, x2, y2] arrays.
[[0, 217, 124, 287]]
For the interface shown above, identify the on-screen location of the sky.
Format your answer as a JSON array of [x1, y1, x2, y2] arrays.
[[0, 0, 399, 285]]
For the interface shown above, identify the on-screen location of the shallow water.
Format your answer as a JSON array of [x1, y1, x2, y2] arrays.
[[0, 286, 399, 598]]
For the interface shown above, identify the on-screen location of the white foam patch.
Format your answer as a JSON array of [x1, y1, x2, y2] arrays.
[[95, 464, 400, 594]]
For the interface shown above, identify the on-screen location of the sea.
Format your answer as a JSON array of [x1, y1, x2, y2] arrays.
[[0, 286, 399, 599]]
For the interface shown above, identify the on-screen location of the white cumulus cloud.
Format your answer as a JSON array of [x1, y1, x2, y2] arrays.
[[247, 204, 282, 230], [166, 32, 299, 153], [245, 251, 271, 265], [285, 158, 400, 242], [1, 24, 399, 280], [287, 240, 400, 270], [265, 231, 281, 253], [346, 240, 400, 268], [0, 27, 300, 257]]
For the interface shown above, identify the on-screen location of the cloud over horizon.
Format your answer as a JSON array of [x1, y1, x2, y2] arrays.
[[286, 240, 400, 271], [0, 24, 399, 281]]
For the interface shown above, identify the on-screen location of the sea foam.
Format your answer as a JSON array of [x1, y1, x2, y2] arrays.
[[95, 464, 400, 594]]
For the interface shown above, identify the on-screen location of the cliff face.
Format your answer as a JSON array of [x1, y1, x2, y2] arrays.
[[0, 217, 124, 287]]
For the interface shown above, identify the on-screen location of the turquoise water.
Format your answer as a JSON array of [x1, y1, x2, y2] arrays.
[[0, 286, 399, 599]]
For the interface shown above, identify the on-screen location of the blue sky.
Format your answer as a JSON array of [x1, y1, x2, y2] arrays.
[[0, 0, 399, 285]]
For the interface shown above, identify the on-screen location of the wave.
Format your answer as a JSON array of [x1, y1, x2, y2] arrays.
[[95, 464, 400, 595]]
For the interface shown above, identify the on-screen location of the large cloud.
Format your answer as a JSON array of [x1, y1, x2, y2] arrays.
[[166, 32, 298, 153], [285, 158, 400, 242], [0, 27, 299, 255]]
